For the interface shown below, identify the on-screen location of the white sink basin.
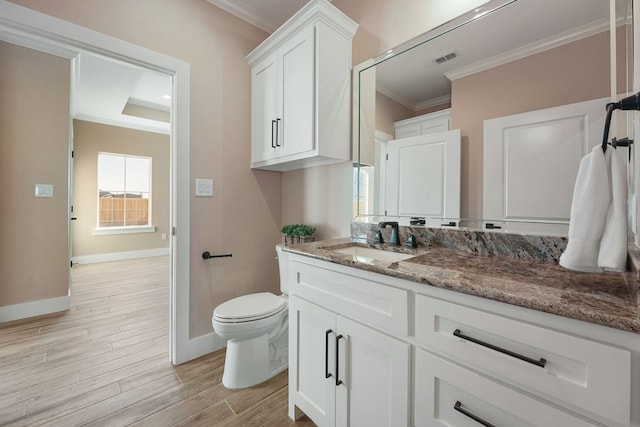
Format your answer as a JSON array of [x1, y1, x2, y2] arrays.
[[331, 246, 414, 264]]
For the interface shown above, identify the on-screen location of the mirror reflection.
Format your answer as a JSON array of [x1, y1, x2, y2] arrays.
[[355, 0, 633, 236]]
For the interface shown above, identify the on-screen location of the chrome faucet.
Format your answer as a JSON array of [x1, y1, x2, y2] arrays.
[[378, 221, 400, 246]]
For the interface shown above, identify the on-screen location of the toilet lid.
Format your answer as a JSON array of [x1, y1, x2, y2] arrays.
[[214, 292, 286, 321]]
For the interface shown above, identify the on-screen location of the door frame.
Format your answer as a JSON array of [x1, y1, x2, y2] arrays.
[[0, 0, 194, 364]]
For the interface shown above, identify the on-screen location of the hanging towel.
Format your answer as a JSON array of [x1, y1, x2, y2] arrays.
[[559, 145, 627, 272], [598, 146, 628, 271]]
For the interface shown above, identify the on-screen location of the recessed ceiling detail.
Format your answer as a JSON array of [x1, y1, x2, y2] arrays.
[[74, 53, 171, 134]]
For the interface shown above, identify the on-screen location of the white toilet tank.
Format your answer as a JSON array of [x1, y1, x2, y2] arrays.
[[276, 244, 289, 294]]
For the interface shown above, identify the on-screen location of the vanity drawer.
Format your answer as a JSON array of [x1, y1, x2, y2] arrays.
[[415, 294, 631, 426], [414, 348, 597, 427], [290, 258, 409, 336]]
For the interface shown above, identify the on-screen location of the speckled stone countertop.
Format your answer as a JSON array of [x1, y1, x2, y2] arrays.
[[283, 232, 640, 334]]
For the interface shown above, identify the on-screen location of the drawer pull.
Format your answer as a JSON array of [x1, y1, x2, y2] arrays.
[[271, 119, 276, 148], [454, 401, 496, 427], [453, 329, 547, 368], [335, 334, 344, 386], [325, 329, 333, 379]]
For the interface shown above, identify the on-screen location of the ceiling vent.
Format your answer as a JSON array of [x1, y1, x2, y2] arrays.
[[434, 51, 459, 65]]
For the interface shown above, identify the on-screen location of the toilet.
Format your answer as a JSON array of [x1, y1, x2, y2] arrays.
[[212, 244, 289, 389]]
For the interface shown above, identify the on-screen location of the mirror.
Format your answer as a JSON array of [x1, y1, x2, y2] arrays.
[[354, 0, 634, 235]]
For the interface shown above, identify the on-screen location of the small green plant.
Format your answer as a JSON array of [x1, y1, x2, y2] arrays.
[[281, 224, 316, 237], [281, 224, 295, 236], [281, 224, 316, 244]]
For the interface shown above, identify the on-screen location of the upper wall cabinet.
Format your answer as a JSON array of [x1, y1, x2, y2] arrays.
[[394, 109, 451, 139], [246, 0, 358, 171]]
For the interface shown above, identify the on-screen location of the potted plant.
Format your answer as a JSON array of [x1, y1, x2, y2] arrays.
[[281, 224, 316, 245]]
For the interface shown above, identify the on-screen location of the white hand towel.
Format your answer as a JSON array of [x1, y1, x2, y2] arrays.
[[559, 145, 612, 272], [598, 146, 628, 271]]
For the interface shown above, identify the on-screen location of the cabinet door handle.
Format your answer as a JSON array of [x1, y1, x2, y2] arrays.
[[453, 329, 547, 368], [275, 118, 281, 147], [335, 334, 344, 386], [454, 401, 496, 427], [325, 329, 333, 379], [271, 120, 276, 148]]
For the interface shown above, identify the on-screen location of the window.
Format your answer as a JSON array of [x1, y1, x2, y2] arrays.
[[97, 153, 151, 228]]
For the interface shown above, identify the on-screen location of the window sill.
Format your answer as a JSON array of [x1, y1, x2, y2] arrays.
[[93, 226, 156, 236]]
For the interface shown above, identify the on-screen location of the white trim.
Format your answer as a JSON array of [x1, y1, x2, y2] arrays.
[[0, 296, 71, 323], [245, 0, 357, 66], [446, 19, 609, 81], [206, 0, 278, 33], [93, 226, 156, 235], [393, 108, 452, 128], [0, 1, 194, 365], [72, 247, 169, 265], [179, 331, 228, 363], [74, 113, 170, 135]]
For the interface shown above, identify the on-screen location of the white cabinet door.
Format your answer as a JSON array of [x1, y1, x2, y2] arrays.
[[289, 296, 337, 426], [250, 53, 279, 164], [384, 129, 461, 221], [289, 295, 410, 427], [336, 316, 411, 427], [279, 25, 315, 158]]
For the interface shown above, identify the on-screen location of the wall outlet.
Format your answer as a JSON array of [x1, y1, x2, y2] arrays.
[[161, 233, 167, 241]]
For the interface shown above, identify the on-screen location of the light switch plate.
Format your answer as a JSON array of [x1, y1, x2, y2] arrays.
[[195, 178, 213, 197], [35, 184, 54, 197]]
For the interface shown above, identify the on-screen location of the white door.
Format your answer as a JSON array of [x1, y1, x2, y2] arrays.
[[289, 296, 337, 426], [483, 97, 608, 235], [336, 316, 411, 427], [279, 25, 315, 158], [384, 129, 461, 223], [251, 52, 279, 164]]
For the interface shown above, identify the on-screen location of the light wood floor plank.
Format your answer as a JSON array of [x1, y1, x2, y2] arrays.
[[0, 256, 315, 426]]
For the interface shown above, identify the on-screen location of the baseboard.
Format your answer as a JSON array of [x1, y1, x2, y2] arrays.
[[0, 295, 71, 323], [174, 332, 227, 365], [72, 247, 170, 265]]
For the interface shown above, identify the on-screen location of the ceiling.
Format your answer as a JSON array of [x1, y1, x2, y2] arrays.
[[374, 0, 625, 111], [206, 0, 315, 33], [74, 53, 172, 134]]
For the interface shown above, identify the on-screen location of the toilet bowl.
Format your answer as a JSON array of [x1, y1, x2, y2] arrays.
[[212, 245, 289, 389]]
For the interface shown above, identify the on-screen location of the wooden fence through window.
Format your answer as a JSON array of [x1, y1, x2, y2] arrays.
[[99, 197, 149, 227]]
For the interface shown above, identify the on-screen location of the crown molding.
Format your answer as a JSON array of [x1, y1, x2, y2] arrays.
[[446, 18, 609, 81]]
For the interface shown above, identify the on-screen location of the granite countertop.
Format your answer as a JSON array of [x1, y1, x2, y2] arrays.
[[283, 237, 640, 334]]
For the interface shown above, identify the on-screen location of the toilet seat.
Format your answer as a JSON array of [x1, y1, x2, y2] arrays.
[[213, 292, 287, 323]]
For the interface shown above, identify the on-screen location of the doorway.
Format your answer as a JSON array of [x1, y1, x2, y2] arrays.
[[0, 1, 192, 364]]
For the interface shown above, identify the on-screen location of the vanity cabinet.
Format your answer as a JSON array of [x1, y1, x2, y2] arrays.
[[285, 251, 639, 427], [288, 257, 411, 427], [289, 296, 410, 427], [414, 349, 598, 426], [415, 294, 631, 427], [246, 0, 357, 171]]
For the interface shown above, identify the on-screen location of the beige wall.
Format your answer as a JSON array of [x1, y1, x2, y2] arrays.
[[0, 42, 70, 306], [72, 120, 170, 257], [8, 0, 279, 338], [376, 92, 414, 137]]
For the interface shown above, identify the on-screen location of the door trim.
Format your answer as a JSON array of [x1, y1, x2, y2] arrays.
[[0, 0, 200, 364]]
